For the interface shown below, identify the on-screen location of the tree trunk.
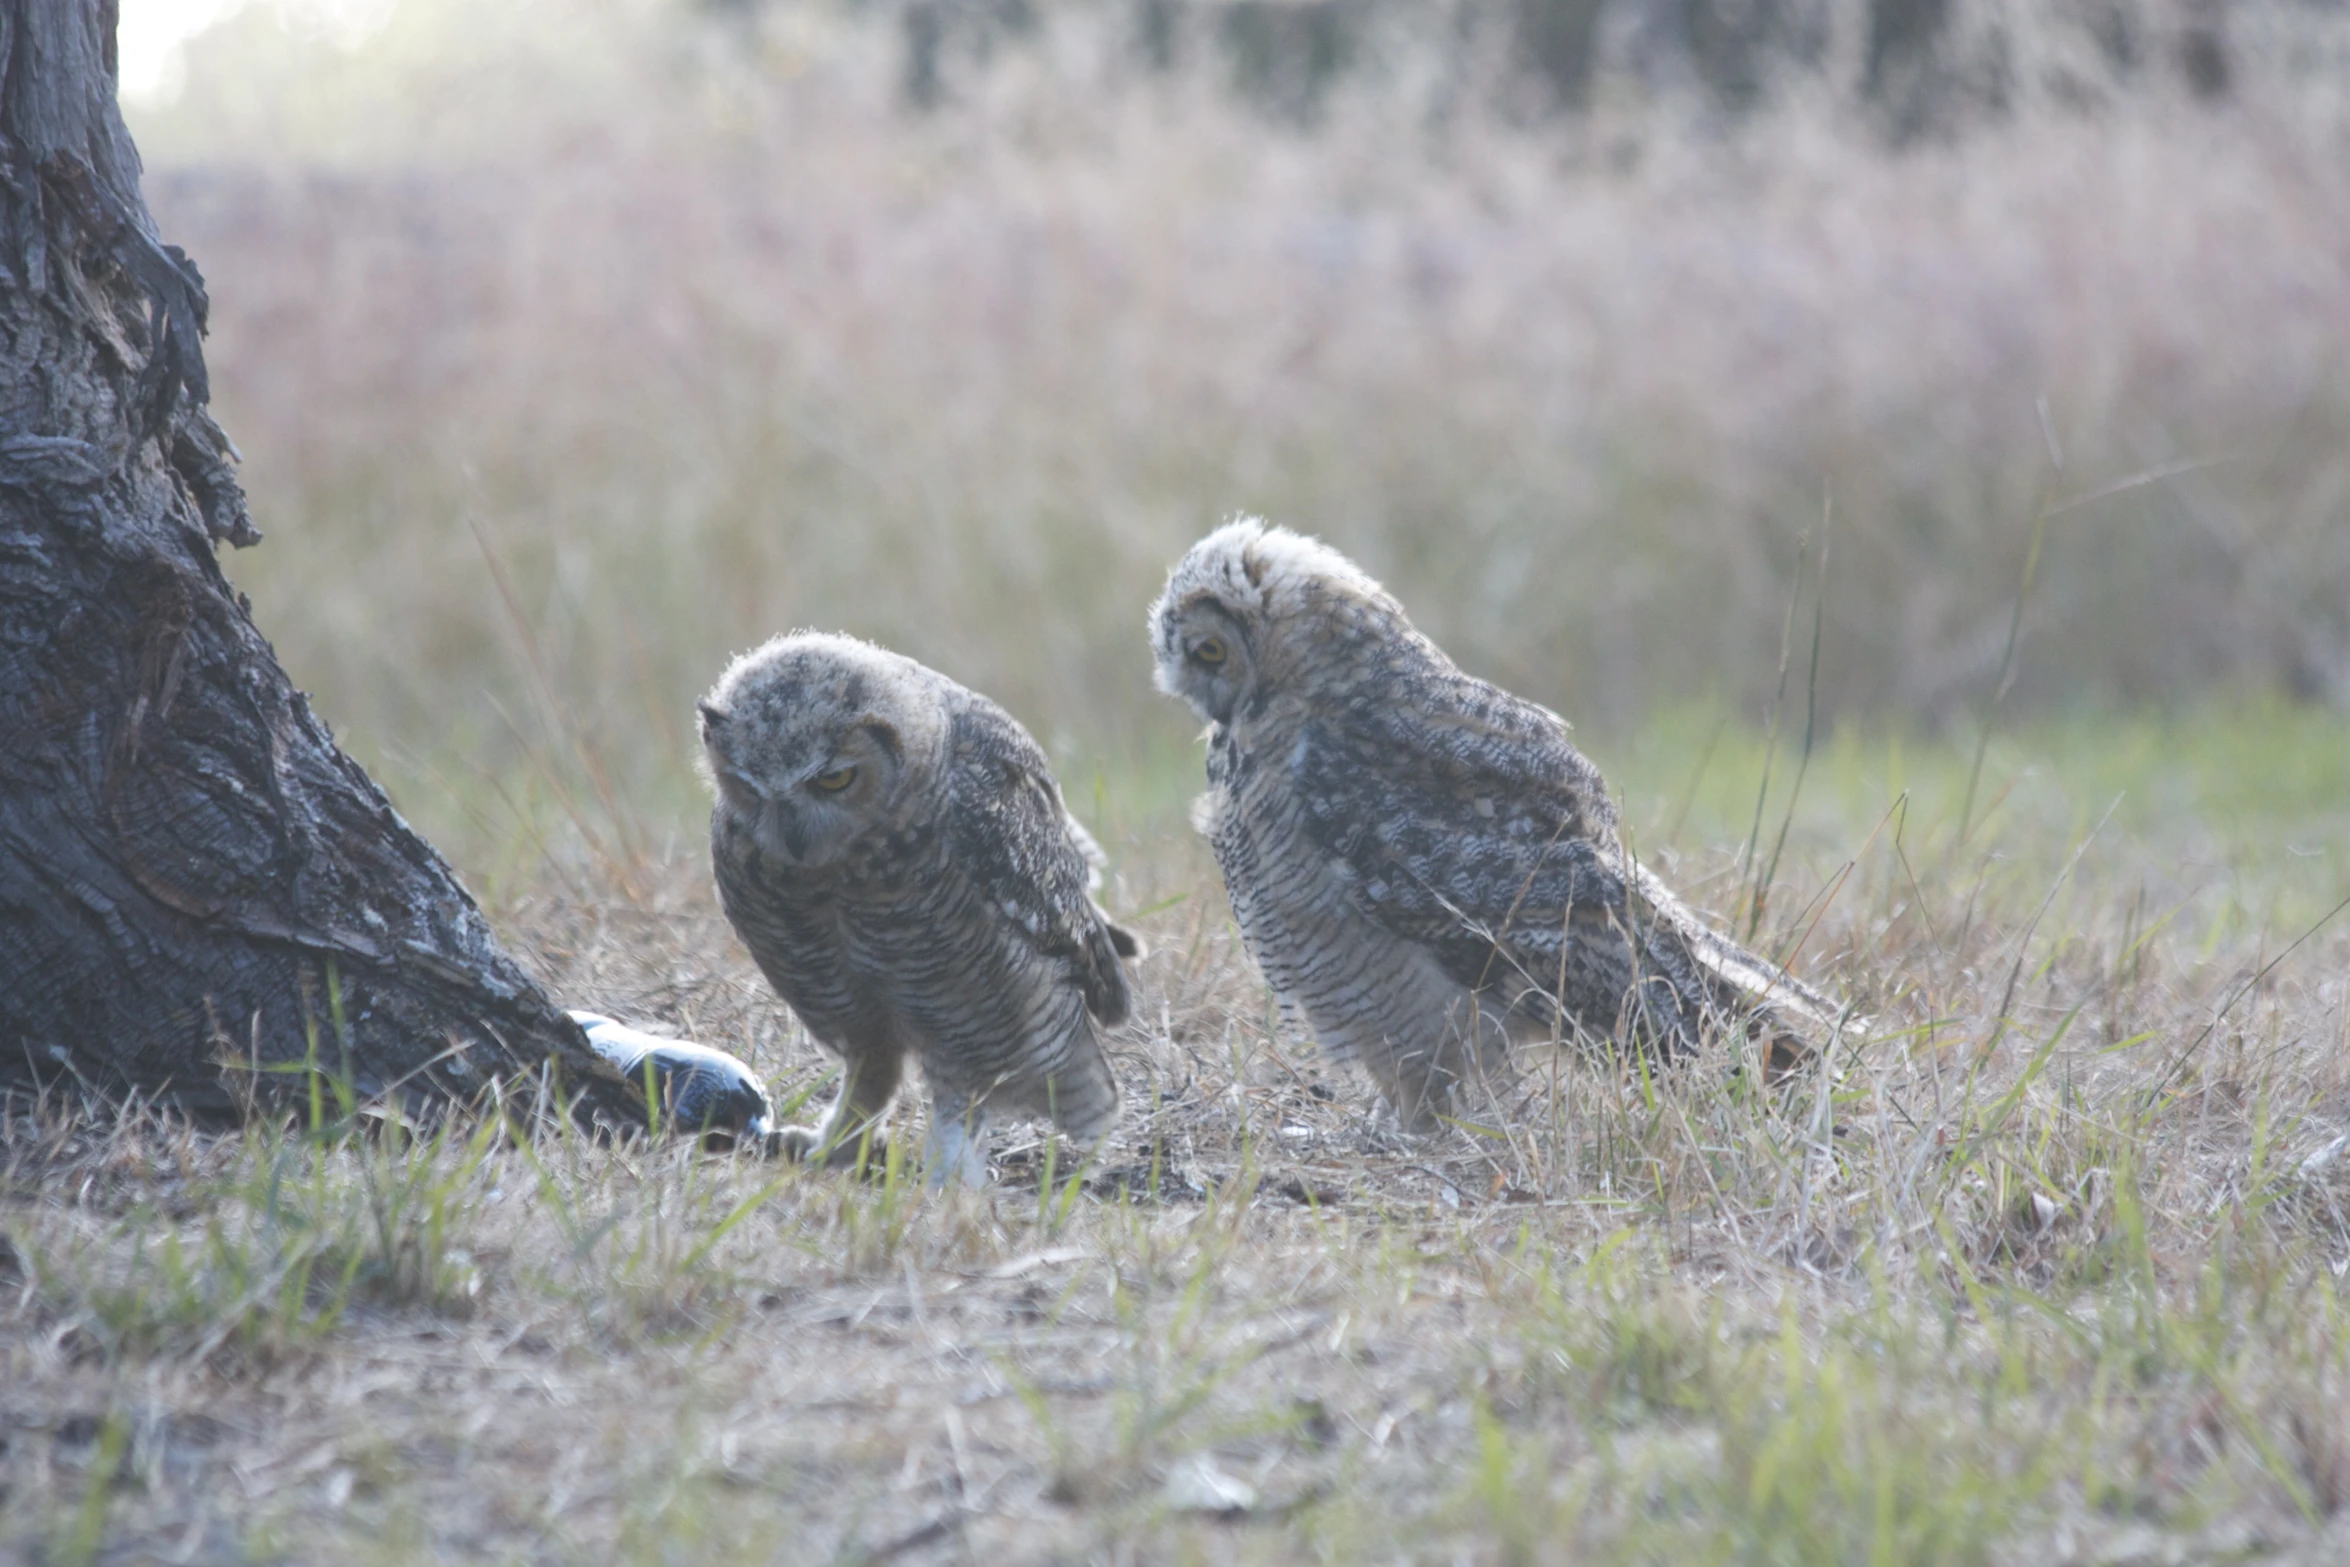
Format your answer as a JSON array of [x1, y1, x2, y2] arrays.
[[0, 1, 635, 1125]]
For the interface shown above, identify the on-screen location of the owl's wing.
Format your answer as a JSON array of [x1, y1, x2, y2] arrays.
[[1289, 676, 1625, 981], [947, 701, 1135, 1026], [1286, 673, 1648, 1008], [1290, 676, 1827, 1043]]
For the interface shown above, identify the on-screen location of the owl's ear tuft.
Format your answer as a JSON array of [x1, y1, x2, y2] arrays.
[[696, 699, 727, 737]]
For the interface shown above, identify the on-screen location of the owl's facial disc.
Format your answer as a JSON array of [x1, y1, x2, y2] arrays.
[[1156, 599, 1255, 727], [752, 718, 904, 868]]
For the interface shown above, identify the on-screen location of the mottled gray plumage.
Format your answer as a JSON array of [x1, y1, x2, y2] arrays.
[[698, 633, 1137, 1185], [1150, 518, 1836, 1130]]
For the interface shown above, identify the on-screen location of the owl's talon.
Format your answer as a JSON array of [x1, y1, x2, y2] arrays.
[[776, 1124, 892, 1172], [920, 1113, 992, 1189]]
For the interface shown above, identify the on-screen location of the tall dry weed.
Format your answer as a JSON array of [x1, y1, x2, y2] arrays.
[[129, 0, 2350, 852]]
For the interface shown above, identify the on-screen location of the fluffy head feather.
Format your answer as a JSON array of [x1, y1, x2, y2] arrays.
[[1150, 517, 1421, 726], [695, 631, 950, 867]]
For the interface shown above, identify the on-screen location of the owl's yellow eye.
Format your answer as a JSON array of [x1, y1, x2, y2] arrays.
[[1191, 636, 1228, 667], [811, 765, 858, 794]]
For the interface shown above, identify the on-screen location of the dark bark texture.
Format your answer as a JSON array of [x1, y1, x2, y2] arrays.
[[0, 1, 634, 1122]]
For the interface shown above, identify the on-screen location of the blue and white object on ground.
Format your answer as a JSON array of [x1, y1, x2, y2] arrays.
[[568, 1011, 776, 1149]]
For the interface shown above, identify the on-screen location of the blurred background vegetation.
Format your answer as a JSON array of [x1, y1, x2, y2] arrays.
[[122, 0, 2350, 867]]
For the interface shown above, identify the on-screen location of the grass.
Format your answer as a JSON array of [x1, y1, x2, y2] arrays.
[[117, 0, 2350, 864], [10, 4, 2345, 1557], [6, 703, 2348, 1563]]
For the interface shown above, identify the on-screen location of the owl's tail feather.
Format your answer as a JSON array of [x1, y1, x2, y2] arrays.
[[1639, 867, 1848, 1077]]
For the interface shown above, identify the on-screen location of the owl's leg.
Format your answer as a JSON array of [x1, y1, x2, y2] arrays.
[[919, 1092, 991, 1189], [1371, 1002, 1510, 1134], [1041, 1042, 1121, 1151], [779, 1042, 903, 1170], [1368, 1043, 1460, 1134]]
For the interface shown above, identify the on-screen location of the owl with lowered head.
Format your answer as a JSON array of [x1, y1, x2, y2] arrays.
[[1150, 518, 1838, 1130], [698, 633, 1138, 1186]]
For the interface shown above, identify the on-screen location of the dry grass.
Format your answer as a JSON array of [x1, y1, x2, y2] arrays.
[[7, 706, 2350, 1562], [11, 4, 2350, 1558], [118, 0, 2350, 875]]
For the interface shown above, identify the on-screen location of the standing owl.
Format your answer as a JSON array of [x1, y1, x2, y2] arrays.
[[1149, 518, 1837, 1130], [697, 633, 1138, 1186]]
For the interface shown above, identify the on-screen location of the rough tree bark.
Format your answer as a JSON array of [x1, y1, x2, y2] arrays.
[[0, 1, 635, 1124]]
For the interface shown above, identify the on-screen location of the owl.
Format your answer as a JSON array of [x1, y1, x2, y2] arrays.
[[1149, 518, 1837, 1131], [697, 633, 1138, 1186]]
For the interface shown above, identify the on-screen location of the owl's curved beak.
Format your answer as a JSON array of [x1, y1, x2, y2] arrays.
[[758, 801, 811, 863]]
